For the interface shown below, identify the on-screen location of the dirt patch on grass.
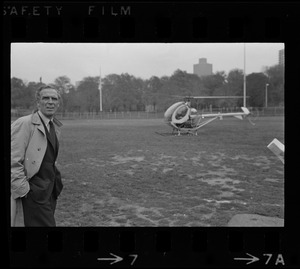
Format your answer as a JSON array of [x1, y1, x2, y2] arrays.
[[57, 148, 282, 226], [111, 155, 145, 165], [228, 214, 284, 226]]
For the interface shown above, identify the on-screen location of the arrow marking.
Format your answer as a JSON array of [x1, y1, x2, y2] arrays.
[[97, 253, 123, 265], [234, 253, 259, 265]]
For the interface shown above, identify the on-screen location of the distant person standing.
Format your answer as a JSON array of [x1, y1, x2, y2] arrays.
[[11, 85, 64, 227]]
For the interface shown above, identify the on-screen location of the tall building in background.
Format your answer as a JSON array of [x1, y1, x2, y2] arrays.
[[278, 49, 284, 67], [193, 58, 213, 77]]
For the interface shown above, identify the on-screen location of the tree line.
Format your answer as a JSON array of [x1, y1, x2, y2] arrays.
[[11, 64, 284, 113]]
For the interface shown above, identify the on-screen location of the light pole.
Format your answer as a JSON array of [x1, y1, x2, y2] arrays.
[[243, 43, 246, 107], [99, 67, 102, 112], [265, 83, 269, 108]]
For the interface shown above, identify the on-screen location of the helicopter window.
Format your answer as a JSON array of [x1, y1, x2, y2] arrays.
[[175, 106, 188, 120]]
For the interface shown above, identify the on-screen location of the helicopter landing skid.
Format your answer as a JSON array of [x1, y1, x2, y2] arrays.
[[170, 116, 218, 136], [174, 128, 198, 136]]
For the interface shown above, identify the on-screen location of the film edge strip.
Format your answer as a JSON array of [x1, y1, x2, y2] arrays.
[[3, 2, 289, 41], [4, 1, 299, 268], [9, 228, 295, 267]]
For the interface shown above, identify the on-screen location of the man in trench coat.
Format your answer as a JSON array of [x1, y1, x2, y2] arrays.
[[11, 85, 63, 227]]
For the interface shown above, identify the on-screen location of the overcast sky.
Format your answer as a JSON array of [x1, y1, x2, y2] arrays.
[[11, 43, 284, 84]]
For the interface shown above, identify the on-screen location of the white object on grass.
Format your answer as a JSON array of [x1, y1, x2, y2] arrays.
[[267, 138, 284, 164]]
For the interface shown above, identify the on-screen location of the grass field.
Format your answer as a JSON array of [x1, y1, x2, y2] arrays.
[[54, 116, 284, 226]]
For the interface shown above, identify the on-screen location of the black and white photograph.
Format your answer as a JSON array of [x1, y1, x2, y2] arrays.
[[10, 43, 284, 227]]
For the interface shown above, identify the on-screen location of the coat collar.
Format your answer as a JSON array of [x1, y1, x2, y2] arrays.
[[53, 117, 63, 127], [31, 111, 63, 128], [38, 110, 51, 129]]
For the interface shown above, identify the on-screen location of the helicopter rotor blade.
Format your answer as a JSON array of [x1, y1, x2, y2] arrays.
[[192, 96, 248, 99]]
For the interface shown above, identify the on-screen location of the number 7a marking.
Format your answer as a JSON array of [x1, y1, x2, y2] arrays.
[[129, 254, 138, 266]]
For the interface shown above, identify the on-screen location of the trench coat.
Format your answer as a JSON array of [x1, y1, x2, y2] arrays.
[[11, 112, 63, 226]]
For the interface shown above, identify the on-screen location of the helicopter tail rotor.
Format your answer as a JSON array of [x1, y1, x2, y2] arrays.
[[245, 107, 259, 126]]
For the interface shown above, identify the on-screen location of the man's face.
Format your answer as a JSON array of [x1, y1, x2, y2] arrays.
[[37, 88, 60, 118]]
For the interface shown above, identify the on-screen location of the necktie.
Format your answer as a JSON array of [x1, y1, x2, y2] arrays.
[[49, 120, 56, 149]]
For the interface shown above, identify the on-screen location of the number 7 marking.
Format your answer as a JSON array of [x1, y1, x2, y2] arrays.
[[263, 254, 272, 265], [129, 254, 138, 266]]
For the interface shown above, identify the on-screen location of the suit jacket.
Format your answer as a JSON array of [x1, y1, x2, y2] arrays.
[[11, 112, 63, 226]]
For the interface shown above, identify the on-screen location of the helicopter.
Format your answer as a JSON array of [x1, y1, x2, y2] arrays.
[[164, 96, 255, 136]]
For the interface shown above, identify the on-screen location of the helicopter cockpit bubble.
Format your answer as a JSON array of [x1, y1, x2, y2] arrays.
[[175, 106, 188, 120], [164, 101, 185, 122], [172, 104, 191, 124]]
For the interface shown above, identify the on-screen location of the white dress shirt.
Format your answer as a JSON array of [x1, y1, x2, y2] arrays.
[[38, 111, 53, 132]]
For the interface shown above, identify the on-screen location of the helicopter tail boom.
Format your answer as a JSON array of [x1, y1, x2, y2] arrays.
[[201, 107, 250, 119]]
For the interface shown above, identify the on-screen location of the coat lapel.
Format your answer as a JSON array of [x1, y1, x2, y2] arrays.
[[31, 112, 63, 140], [32, 112, 62, 153], [31, 112, 46, 136], [53, 117, 62, 139]]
